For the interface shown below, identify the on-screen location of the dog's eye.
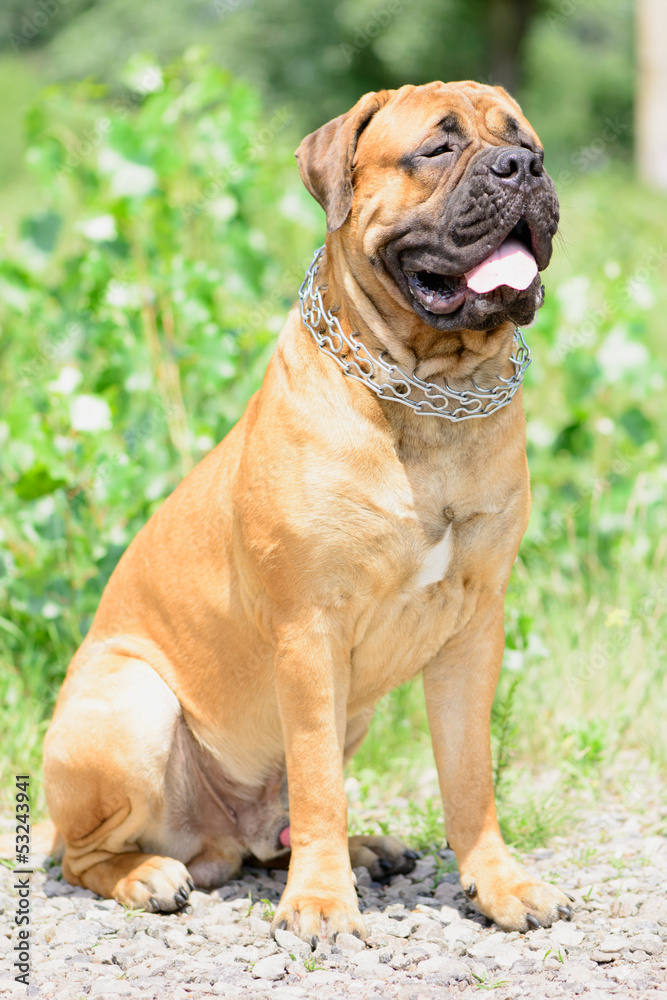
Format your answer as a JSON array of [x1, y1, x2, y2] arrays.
[[424, 144, 453, 157]]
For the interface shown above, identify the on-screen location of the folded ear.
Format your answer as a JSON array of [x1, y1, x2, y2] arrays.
[[295, 91, 390, 233]]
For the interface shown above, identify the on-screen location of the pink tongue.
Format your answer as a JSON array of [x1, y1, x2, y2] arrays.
[[279, 826, 291, 848], [465, 238, 537, 294]]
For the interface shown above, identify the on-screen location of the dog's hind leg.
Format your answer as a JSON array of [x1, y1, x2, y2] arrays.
[[64, 850, 194, 912], [43, 653, 196, 911], [343, 710, 419, 880]]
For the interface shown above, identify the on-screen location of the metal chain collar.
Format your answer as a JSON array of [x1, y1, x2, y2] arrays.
[[298, 245, 531, 422]]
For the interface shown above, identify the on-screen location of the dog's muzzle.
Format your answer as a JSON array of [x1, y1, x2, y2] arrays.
[[383, 145, 559, 333]]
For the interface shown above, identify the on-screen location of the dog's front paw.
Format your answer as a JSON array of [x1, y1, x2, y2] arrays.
[[348, 834, 419, 881], [271, 890, 366, 946], [114, 855, 194, 913], [461, 858, 573, 931]]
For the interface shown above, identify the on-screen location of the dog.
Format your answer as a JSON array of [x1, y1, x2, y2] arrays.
[[43, 80, 573, 944]]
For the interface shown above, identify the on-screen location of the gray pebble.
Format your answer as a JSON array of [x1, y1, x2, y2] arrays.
[[274, 927, 312, 960], [598, 934, 628, 953], [335, 932, 366, 953], [251, 952, 288, 980]]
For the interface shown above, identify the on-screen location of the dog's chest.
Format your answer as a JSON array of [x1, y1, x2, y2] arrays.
[[413, 523, 454, 587], [346, 467, 521, 707]]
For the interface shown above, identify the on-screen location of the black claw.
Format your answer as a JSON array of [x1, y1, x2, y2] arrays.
[[276, 919, 287, 931], [525, 913, 541, 930], [404, 849, 420, 860], [352, 929, 361, 939], [556, 904, 573, 920], [563, 891, 576, 903], [174, 889, 188, 907], [186, 878, 195, 892], [378, 858, 394, 872], [464, 882, 477, 899], [310, 936, 318, 950], [147, 896, 158, 912]]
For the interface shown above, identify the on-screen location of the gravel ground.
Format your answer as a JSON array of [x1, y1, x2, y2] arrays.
[[2, 779, 666, 1000]]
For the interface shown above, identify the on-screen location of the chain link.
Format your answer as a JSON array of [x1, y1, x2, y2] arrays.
[[298, 246, 531, 422]]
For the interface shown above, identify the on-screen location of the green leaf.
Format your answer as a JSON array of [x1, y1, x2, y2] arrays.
[[20, 212, 62, 253], [14, 465, 68, 501], [620, 407, 653, 445], [0, 617, 24, 641]]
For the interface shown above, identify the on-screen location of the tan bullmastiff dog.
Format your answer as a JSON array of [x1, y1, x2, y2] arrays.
[[43, 80, 573, 944]]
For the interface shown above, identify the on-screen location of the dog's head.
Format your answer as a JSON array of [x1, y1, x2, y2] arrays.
[[296, 81, 559, 333]]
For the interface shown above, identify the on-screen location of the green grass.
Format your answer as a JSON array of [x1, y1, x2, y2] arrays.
[[470, 969, 510, 990]]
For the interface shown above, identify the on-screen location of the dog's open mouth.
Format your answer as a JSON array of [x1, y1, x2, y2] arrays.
[[404, 219, 539, 316]]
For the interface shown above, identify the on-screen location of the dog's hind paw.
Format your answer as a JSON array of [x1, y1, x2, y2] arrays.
[[348, 834, 419, 881], [113, 855, 194, 913]]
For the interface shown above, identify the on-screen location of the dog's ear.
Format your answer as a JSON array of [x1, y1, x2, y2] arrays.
[[295, 91, 389, 233]]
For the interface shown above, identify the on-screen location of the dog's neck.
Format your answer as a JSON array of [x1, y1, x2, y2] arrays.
[[322, 242, 518, 391]]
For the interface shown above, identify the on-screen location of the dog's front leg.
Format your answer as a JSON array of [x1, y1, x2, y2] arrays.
[[423, 598, 573, 931], [270, 614, 364, 945]]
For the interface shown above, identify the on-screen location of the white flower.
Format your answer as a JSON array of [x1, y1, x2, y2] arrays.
[[526, 419, 555, 448], [595, 417, 615, 436], [99, 149, 157, 197], [556, 276, 590, 326], [106, 280, 141, 309], [48, 366, 83, 395], [124, 371, 152, 392], [54, 435, 75, 454], [133, 66, 163, 94], [208, 196, 237, 222], [278, 189, 321, 227], [503, 649, 524, 672], [596, 327, 649, 383], [34, 497, 56, 520], [77, 215, 117, 241], [195, 434, 215, 452], [145, 475, 169, 501], [70, 395, 112, 432], [627, 278, 656, 310]]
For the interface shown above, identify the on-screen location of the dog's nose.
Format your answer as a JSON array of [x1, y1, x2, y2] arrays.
[[490, 147, 543, 186]]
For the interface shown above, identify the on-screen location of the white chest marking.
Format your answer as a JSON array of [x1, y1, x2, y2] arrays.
[[414, 524, 453, 588]]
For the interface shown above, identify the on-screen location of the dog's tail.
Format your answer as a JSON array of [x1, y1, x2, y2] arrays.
[[0, 818, 64, 863]]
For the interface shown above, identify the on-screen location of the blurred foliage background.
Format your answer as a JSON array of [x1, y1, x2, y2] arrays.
[[0, 0, 665, 834]]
